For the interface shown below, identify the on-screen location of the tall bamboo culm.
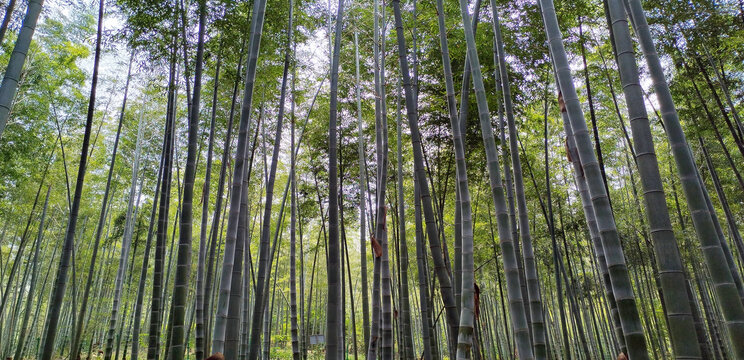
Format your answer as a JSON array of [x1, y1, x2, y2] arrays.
[[459, 0, 534, 358], [491, 6, 547, 358], [604, 0, 703, 357], [391, 2, 461, 358], [430, 0, 475, 355], [326, 0, 345, 357], [538, 0, 649, 358], [211, 0, 268, 353], [624, 0, 744, 356], [0, 0, 44, 138], [39, 1, 104, 358]]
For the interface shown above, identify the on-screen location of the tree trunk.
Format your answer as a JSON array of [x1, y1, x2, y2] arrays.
[[325, 0, 344, 356], [539, 0, 649, 358], [392, 2, 461, 358], [103, 67, 142, 360], [211, 0, 267, 351], [625, 0, 744, 356], [394, 78, 414, 358], [40, 0, 103, 357], [290, 16, 300, 359], [451, 0, 482, 323], [131, 111, 167, 359], [492, 8, 547, 358], [168, 0, 206, 356], [459, 0, 536, 358], [541, 87, 571, 358], [246, 3, 292, 357], [203, 36, 246, 358], [353, 31, 370, 354], [367, 0, 385, 356], [0, 0, 43, 138], [0, 0, 16, 45], [429, 0, 476, 355], [147, 38, 178, 360], [578, 18, 612, 208], [195, 39, 222, 360], [13, 185, 50, 360], [605, 0, 702, 357]]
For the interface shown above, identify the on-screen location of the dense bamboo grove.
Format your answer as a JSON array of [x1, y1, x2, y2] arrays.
[[0, 0, 743, 358]]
